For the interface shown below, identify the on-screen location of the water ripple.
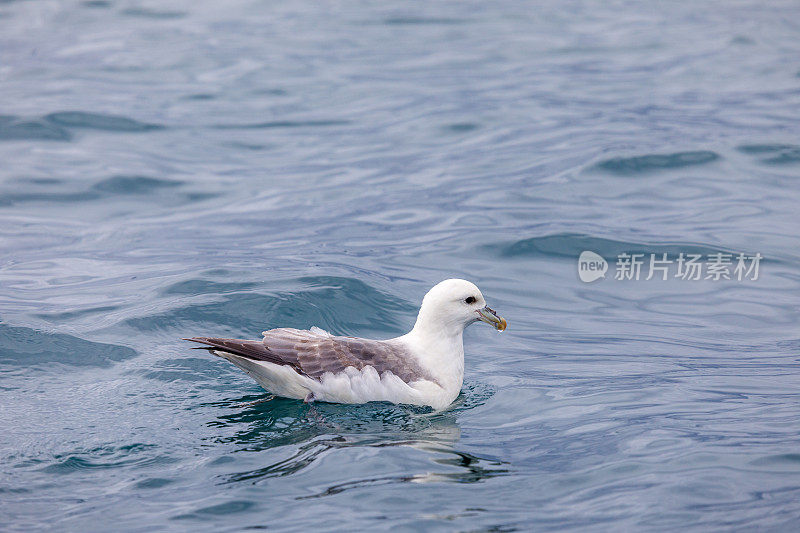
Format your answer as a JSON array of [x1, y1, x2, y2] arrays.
[[593, 151, 721, 175], [44, 112, 163, 132], [0, 323, 136, 370], [1, 0, 799, 530]]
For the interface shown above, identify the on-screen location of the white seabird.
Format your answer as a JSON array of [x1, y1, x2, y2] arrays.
[[185, 278, 506, 410]]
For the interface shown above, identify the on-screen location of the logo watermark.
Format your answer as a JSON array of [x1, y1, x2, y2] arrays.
[[578, 251, 608, 282], [578, 251, 762, 282]]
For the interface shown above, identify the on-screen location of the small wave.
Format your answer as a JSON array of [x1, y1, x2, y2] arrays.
[[0, 190, 100, 206], [484, 233, 740, 260], [35, 305, 120, 322], [593, 151, 720, 175], [39, 444, 168, 475], [91, 175, 183, 194], [213, 120, 350, 130], [134, 477, 174, 489], [121, 7, 186, 19], [44, 112, 163, 132], [445, 123, 479, 133], [750, 454, 800, 469], [172, 500, 255, 520], [738, 143, 800, 165], [162, 279, 258, 296], [0, 323, 137, 370], [135, 276, 413, 337], [0, 175, 196, 207], [0, 115, 71, 141], [382, 17, 469, 25]]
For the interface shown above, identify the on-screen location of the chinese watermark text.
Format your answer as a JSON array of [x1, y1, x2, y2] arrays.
[[578, 251, 761, 283]]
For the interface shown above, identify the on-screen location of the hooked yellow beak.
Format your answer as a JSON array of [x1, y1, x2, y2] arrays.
[[476, 305, 507, 332]]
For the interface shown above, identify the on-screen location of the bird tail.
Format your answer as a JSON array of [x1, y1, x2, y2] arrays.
[[183, 337, 268, 361]]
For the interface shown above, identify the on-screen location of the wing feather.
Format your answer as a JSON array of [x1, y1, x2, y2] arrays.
[[185, 328, 432, 384]]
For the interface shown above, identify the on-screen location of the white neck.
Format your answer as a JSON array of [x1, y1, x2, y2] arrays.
[[397, 317, 466, 397]]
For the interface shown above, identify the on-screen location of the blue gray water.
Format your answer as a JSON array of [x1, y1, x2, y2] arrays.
[[2, 1, 800, 530]]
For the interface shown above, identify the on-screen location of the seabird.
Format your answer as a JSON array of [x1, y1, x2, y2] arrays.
[[185, 278, 506, 410]]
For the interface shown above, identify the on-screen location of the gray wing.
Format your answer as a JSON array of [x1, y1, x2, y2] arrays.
[[185, 328, 434, 384]]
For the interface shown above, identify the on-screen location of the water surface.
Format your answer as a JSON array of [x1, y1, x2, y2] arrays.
[[2, 1, 800, 530]]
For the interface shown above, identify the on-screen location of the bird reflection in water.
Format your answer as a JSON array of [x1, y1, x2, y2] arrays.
[[203, 384, 508, 496]]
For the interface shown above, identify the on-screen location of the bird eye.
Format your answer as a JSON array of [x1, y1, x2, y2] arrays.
[[465, 296, 476, 304]]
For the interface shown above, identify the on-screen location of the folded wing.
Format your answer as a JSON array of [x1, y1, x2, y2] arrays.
[[185, 328, 433, 384]]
